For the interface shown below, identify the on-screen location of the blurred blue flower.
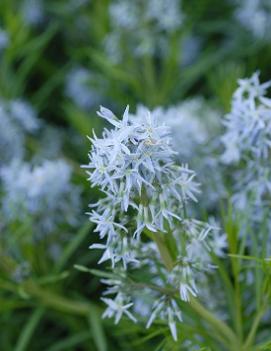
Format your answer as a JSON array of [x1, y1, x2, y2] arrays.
[[65, 67, 102, 110], [0, 99, 40, 166], [0, 28, 9, 51], [235, 0, 271, 40], [0, 159, 81, 235], [21, 0, 44, 26]]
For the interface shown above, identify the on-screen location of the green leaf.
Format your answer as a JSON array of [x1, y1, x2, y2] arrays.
[[15, 23, 59, 93], [228, 254, 263, 263], [88, 310, 107, 351], [63, 104, 96, 136], [55, 222, 92, 273], [88, 269, 117, 280], [88, 49, 140, 92], [73, 264, 92, 273], [36, 271, 70, 285], [46, 332, 91, 351], [14, 307, 45, 351]]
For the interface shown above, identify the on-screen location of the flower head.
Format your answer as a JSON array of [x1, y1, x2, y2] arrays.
[[84, 105, 222, 340]]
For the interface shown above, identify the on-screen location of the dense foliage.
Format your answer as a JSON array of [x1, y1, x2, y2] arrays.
[[1, 1, 271, 350]]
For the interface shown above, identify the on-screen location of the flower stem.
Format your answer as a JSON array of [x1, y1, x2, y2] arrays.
[[190, 298, 240, 350], [143, 229, 174, 271], [144, 229, 240, 349]]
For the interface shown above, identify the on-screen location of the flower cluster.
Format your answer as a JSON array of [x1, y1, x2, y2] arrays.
[[0, 94, 83, 282], [85, 106, 226, 340], [65, 67, 104, 110], [0, 28, 9, 52], [133, 98, 226, 210], [104, 0, 184, 63], [220, 71, 271, 255], [0, 99, 40, 167], [221, 72, 271, 211], [234, 0, 271, 40], [85, 105, 199, 252], [20, 0, 45, 26], [135, 98, 220, 161], [0, 159, 81, 235], [222, 72, 271, 164]]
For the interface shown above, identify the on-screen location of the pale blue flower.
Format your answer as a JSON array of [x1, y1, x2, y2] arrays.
[[221, 72, 271, 168], [105, 0, 185, 62], [0, 99, 40, 166], [84, 105, 200, 249], [9, 99, 40, 132], [21, 0, 44, 26], [134, 98, 226, 210], [145, 0, 184, 33], [84, 104, 223, 340], [146, 296, 182, 341], [235, 0, 271, 39], [221, 72, 271, 254], [65, 67, 102, 110], [0, 28, 9, 51], [109, 1, 138, 30], [101, 293, 137, 324], [1, 159, 81, 234]]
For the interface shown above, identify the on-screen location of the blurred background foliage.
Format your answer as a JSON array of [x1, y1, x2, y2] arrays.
[[0, 0, 271, 350]]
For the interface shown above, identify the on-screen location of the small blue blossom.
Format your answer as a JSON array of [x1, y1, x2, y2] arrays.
[[21, 0, 44, 26], [146, 296, 182, 341], [0, 28, 9, 51], [0, 98, 40, 166], [101, 293, 137, 324], [9, 99, 40, 132], [65, 67, 103, 110], [234, 0, 271, 40]]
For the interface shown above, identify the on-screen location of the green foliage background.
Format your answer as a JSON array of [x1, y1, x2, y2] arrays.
[[1, 0, 271, 350]]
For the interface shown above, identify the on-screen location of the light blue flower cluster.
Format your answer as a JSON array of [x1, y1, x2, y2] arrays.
[[0, 99, 40, 166], [104, 0, 184, 63], [222, 72, 271, 163], [0, 94, 81, 281], [133, 98, 226, 210], [85, 106, 226, 340], [234, 0, 271, 40], [85, 105, 199, 255], [221, 72, 271, 212], [20, 0, 44, 26], [65, 67, 103, 110], [0, 159, 81, 234], [0, 28, 9, 52], [135, 98, 220, 161]]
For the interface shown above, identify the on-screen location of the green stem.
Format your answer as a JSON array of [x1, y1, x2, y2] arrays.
[[143, 229, 240, 349], [190, 298, 240, 350], [152, 233, 175, 271], [14, 307, 45, 351], [243, 302, 267, 350], [131, 279, 239, 349], [144, 229, 174, 271], [22, 280, 96, 317], [226, 209, 243, 341], [54, 222, 92, 273], [234, 273, 243, 342]]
